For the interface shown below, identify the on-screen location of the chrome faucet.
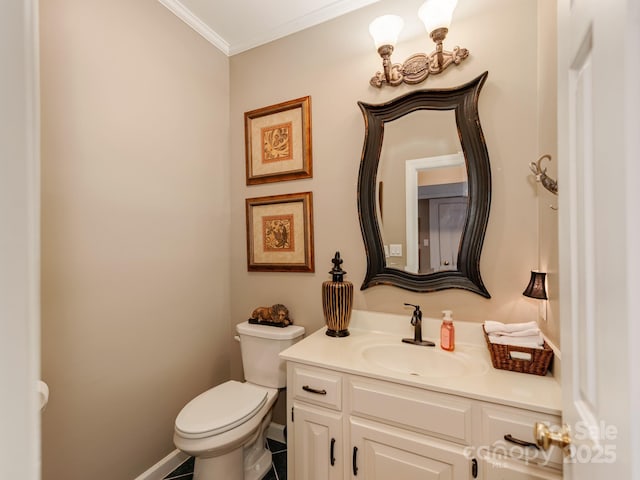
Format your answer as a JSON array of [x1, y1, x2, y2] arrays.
[[402, 303, 435, 347]]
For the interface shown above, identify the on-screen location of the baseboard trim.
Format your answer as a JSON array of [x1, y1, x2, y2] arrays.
[[266, 421, 286, 444], [133, 449, 189, 480]]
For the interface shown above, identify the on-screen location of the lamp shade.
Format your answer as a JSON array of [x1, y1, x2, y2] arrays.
[[369, 14, 404, 48], [418, 0, 458, 34], [523, 271, 548, 300]]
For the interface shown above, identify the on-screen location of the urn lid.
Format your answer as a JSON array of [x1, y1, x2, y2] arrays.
[[329, 251, 347, 282]]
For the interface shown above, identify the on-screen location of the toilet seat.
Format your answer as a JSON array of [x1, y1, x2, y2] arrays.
[[175, 381, 268, 439]]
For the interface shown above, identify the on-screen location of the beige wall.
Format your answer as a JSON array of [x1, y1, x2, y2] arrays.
[[419, 165, 468, 186], [229, 0, 557, 385], [537, 0, 560, 347], [39, 1, 230, 478]]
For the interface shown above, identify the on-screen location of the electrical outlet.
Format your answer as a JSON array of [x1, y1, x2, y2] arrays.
[[389, 244, 403, 257]]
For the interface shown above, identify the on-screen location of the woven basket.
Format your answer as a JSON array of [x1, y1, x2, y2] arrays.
[[482, 326, 553, 376]]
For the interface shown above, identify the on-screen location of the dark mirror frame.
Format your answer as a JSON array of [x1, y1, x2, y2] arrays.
[[357, 71, 491, 297]]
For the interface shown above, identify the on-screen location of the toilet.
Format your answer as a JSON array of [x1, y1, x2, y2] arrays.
[[173, 320, 305, 480]]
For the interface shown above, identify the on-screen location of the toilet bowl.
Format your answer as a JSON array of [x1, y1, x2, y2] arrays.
[[173, 321, 304, 480]]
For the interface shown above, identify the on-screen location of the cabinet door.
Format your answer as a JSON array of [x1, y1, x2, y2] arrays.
[[480, 405, 563, 469], [293, 402, 343, 480], [350, 417, 472, 480], [482, 455, 562, 480]]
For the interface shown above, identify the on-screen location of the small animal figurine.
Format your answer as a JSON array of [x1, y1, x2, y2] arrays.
[[250, 304, 291, 327]]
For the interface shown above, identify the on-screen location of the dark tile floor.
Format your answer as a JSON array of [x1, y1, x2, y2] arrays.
[[164, 438, 287, 480]]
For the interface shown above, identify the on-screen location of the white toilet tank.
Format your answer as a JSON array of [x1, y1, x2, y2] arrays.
[[236, 321, 305, 388]]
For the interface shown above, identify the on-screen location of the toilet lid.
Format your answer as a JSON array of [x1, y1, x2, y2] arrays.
[[175, 381, 268, 438]]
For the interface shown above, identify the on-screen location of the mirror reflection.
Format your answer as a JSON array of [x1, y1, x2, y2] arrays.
[[357, 71, 491, 297], [377, 110, 468, 274]]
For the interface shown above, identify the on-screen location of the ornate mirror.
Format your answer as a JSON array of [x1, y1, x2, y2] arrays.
[[357, 71, 491, 297]]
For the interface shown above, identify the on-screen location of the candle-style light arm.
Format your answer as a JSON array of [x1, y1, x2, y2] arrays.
[[370, 41, 469, 88]]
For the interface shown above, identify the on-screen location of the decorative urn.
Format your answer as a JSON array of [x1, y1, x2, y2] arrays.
[[322, 252, 354, 337]]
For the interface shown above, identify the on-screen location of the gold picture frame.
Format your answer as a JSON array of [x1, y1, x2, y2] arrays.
[[244, 96, 312, 185], [246, 192, 314, 272]]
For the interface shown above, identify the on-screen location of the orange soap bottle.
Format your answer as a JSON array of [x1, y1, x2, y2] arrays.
[[440, 310, 455, 351]]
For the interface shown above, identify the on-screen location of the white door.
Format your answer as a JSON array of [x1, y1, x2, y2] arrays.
[[0, 0, 41, 478], [429, 197, 466, 272], [557, 0, 640, 478]]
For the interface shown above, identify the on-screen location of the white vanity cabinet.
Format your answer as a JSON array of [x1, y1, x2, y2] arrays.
[[287, 363, 476, 479], [289, 364, 344, 480], [286, 362, 562, 480], [281, 315, 563, 480]]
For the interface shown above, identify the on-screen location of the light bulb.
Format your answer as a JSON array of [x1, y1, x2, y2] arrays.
[[418, 0, 458, 34], [368, 15, 404, 49]]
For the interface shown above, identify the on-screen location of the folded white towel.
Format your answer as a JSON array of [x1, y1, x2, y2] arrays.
[[488, 333, 544, 349], [488, 328, 541, 338], [484, 320, 539, 335]]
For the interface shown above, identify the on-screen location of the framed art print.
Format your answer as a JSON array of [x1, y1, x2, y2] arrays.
[[246, 192, 314, 272], [244, 96, 312, 185]]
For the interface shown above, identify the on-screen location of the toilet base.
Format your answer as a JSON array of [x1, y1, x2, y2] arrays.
[[193, 446, 243, 480], [244, 444, 272, 480], [191, 438, 272, 480], [188, 410, 274, 480], [190, 439, 272, 480], [243, 414, 273, 480]]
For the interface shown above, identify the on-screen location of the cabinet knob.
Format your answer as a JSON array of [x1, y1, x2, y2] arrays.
[[534, 422, 571, 451]]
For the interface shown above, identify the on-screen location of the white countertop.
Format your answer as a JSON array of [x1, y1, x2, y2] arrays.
[[280, 310, 562, 415]]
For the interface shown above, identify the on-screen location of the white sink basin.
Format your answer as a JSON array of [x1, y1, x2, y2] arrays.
[[361, 343, 488, 378]]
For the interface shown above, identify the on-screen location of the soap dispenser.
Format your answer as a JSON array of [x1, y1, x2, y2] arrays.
[[440, 310, 455, 351]]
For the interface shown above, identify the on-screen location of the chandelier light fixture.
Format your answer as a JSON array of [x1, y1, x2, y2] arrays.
[[368, 0, 469, 88]]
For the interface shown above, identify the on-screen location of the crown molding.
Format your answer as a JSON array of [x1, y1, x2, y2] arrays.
[[157, 0, 229, 55], [228, 0, 381, 55], [159, 0, 380, 56]]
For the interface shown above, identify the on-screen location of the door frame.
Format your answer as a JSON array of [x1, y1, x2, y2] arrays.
[[0, 1, 41, 478]]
